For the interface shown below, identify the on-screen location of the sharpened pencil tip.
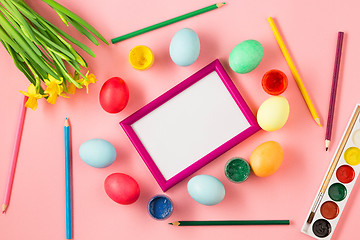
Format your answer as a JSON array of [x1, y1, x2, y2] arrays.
[[64, 118, 70, 127], [325, 140, 330, 151], [2, 204, 7, 214], [315, 118, 321, 126], [168, 223, 173, 225]]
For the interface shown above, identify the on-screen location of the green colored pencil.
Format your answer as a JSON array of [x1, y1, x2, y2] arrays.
[[111, 2, 226, 44], [169, 220, 290, 226]]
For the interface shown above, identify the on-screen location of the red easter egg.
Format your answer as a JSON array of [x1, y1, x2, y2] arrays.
[[99, 77, 129, 113], [104, 173, 140, 205]]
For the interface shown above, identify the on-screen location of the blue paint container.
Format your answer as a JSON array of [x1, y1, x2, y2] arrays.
[[148, 195, 173, 220]]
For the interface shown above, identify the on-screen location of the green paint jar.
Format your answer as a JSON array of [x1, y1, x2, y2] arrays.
[[225, 158, 250, 183]]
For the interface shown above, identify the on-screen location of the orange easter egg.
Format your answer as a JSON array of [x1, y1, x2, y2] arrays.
[[249, 141, 283, 177]]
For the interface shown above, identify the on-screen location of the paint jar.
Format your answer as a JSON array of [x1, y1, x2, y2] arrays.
[[129, 45, 154, 70], [261, 69, 288, 95], [224, 157, 250, 183], [148, 195, 173, 220]]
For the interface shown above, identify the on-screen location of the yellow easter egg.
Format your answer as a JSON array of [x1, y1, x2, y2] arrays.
[[249, 141, 284, 177], [257, 96, 289, 131]]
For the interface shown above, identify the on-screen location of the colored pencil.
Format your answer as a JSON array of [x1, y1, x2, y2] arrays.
[[325, 32, 344, 151], [64, 118, 72, 239], [111, 2, 226, 44], [2, 95, 28, 214], [169, 220, 290, 226], [267, 17, 321, 126], [306, 105, 360, 225]]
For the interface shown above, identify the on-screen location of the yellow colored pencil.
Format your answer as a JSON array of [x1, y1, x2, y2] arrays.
[[267, 17, 321, 126]]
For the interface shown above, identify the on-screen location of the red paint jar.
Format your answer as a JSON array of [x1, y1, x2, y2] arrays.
[[261, 69, 288, 95]]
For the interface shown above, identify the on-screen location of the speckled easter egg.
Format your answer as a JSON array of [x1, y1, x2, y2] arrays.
[[169, 28, 200, 66], [229, 40, 263, 74], [187, 175, 225, 206]]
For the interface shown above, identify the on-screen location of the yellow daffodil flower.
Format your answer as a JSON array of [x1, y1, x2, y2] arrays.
[[78, 72, 97, 94], [19, 84, 47, 111], [67, 72, 81, 95], [44, 75, 68, 104], [67, 82, 77, 95]]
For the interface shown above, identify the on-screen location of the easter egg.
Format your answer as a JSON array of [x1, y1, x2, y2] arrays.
[[169, 28, 200, 66], [187, 175, 225, 206], [249, 141, 284, 177], [104, 173, 140, 205], [229, 39, 263, 74], [79, 139, 116, 168], [257, 96, 289, 131], [99, 77, 129, 113]]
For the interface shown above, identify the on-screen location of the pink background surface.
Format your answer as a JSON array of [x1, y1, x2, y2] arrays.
[[1, 0, 360, 239]]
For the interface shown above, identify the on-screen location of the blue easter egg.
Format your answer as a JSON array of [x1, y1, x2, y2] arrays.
[[79, 139, 116, 168], [187, 175, 225, 206], [169, 28, 200, 66]]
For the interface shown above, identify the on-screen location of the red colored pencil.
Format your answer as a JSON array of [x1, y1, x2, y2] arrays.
[[2, 95, 28, 213], [325, 32, 344, 151]]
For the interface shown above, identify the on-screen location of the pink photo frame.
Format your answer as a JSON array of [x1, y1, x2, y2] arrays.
[[120, 59, 260, 191]]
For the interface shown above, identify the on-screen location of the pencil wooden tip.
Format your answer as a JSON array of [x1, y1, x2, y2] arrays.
[[325, 140, 330, 151], [170, 221, 180, 226], [315, 118, 321, 126], [2, 204, 7, 213], [64, 118, 69, 127], [216, 2, 226, 8]]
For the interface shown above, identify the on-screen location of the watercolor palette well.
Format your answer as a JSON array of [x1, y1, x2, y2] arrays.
[[302, 104, 360, 239]]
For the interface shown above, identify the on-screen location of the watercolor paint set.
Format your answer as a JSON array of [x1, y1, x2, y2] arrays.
[[302, 104, 360, 239]]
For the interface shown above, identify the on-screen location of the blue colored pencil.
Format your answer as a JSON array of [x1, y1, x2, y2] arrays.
[[64, 118, 72, 239]]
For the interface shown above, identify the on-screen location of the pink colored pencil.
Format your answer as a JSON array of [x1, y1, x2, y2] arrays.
[[2, 95, 28, 214]]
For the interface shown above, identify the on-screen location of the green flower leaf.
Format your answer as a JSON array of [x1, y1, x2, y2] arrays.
[[54, 9, 69, 26], [41, 0, 109, 44]]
